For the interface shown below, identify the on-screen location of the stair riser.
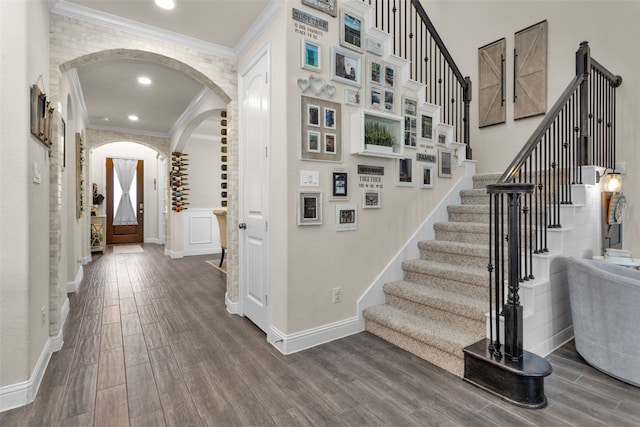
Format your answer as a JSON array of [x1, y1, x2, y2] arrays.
[[420, 248, 489, 270], [472, 175, 501, 190], [448, 212, 492, 224], [385, 295, 485, 336], [435, 229, 490, 245], [402, 271, 487, 299]]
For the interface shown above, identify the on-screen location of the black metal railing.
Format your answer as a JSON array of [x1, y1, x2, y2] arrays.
[[361, 0, 472, 159], [487, 42, 622, 361]]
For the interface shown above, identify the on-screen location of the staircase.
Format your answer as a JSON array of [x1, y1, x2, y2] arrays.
[[364, 173, 501, 377]]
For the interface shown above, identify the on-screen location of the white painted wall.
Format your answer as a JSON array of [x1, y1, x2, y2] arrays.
[[0, 0, 51, 391], [422, 0, 640, 256], [183, 136, 222, 209]]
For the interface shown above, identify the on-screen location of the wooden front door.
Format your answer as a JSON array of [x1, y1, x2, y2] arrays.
[[106, 157, 144, 244]]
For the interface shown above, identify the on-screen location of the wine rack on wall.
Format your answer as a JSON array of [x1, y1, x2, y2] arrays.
[[171, 151, 189, 212], [220, 110, 228, 208]]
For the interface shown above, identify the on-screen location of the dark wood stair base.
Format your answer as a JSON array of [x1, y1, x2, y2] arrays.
[[463, 339, 552, 409]]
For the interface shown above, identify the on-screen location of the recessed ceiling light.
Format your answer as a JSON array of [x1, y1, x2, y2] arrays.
[[155, 0, 175, 10], [137, 76, 152, 85], [128, 115, 139, 121]]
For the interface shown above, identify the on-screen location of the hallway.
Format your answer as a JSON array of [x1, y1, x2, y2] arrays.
[[1, 244, 639, 426]]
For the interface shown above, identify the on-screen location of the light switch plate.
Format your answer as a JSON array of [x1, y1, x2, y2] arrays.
[[300, 170, 319, 187], [33, 161, 41, 184]]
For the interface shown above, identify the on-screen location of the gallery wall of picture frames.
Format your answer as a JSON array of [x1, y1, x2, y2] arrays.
[[294, 0, 458, 229]]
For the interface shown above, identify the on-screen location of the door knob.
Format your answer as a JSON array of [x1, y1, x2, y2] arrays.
[[239, 223, 247, 230]]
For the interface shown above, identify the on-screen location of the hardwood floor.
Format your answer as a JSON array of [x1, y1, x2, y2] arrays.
[[2, 243, 639, 426]]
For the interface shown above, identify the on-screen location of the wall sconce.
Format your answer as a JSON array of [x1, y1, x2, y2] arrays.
[[596, 169, 623, 193]]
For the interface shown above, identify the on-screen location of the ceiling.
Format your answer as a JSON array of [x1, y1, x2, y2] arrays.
[[51, 0, 274, 138]]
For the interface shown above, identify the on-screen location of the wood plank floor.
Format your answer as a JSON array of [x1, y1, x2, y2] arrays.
[[2, 243, 639, 426]]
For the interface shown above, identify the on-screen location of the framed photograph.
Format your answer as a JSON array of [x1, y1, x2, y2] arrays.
[[331, 46, 361, 87], [298, 191, 322, 225], [301, 39, 321, 72], [420, 164, 434, 188], [404, 98, 417, 116], [307, 130, 321, 153], [366, 37, 384, 56], [324, 107, 336, 129], [302, 0, 336, 17], [307, 103, 320, 126], [369, 86, 382, 109], [301, 96, 343, 162], [340, 8, 363, 52], [438, 132, 447, 145], [421, 114, 433, 140], [384, 65, 396, 88], [332, 171, 348, 198], [439, 149, 453, 178], [324, 133, 337, 154], [369, 59, 383, 85], [345, 88, 361, 106], [384, 90, 395, 112], [397, 157, 413, 186], [335, 204, 357, 231], [404, 116, 417, 148], [362, 189, 381, 209]]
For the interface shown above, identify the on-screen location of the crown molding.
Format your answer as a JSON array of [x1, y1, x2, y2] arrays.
[[48, 0, 236, 59], [234, 0, 284, 58]]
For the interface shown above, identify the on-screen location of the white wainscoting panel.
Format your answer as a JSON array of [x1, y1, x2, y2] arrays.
[[182, 208, 222, 256]]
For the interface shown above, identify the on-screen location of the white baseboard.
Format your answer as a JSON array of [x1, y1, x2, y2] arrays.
[[144, 237, 160, 244], [225, 292, 240, 315], [530, 325, 574, 357], [183, 248, 221, 257], [0, 298, 70, 412], [165, 248, 183, 259], [269, 316, 364, 355], [67, 265, 84, 293]]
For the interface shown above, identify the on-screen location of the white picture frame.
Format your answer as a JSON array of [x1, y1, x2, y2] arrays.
[[397, 157, 414, 186], [345, 88, 361, 106], [369, 58, 383, 85], [420, 164, 434, 188], [298, 191, 322, 225], [324, 133, 337, 154], [340, 8, 364, 52], [324, 107, 337, 129], [331, 46, 361, 87], [307, 130, 321, 153], [301, 39, 321, 72], [362, 189, 381, 209], [335, 203, 357, 231], [308, 103, 320, 127], [439, 149, 453, 178], [421, 114, 433, 140], [366, 37, 384, 56]]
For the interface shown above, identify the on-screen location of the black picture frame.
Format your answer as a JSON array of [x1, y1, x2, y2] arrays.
[[332, 171, 348, 198]]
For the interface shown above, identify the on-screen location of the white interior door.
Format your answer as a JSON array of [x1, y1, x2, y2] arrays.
[[239, 46, 270, 333]]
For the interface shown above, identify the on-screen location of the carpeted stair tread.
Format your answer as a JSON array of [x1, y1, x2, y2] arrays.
[[383, 280, 487, 320], [363, 305, 482, 357], [401, 259, 488, 285], [418, 240, 488, 259]]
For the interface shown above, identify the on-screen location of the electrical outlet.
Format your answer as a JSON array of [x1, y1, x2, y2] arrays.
[[41, 306, 46, 327], [332, 287, 341, 304]]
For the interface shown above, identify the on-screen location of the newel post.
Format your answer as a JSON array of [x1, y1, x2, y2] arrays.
[[576, 41, 591, 167]]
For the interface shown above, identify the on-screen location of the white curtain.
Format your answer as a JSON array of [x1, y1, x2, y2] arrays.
[[113, 158, 138, 226]]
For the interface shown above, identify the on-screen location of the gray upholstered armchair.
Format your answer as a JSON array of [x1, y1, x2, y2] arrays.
[[565, 257, 640, 387]]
